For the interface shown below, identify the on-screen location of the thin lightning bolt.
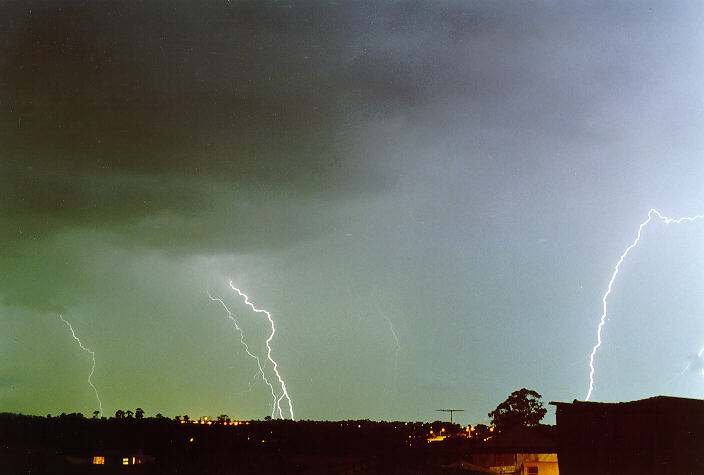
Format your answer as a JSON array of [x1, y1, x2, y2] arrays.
[[58, 314, 103, 416], [207, 292, 276, 405], [372, 299, 401, 372], [385, 316, 401, 371], [585, 209, 704, 401], [228, 281, 295, 420], [666, 347, 704, 386], [242, 367, 263, 394]]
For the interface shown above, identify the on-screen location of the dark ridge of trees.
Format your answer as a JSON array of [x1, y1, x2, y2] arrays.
[[0, 391, 555, 474]]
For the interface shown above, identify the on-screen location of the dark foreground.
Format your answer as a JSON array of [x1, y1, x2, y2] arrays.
[[0, 413, 486, 474]]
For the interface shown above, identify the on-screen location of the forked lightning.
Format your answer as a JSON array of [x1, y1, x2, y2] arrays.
[[586, 209, 704, 401], [58, 314, 103, 416], [228, 281, 294, 420], [207, 292, 277, 404]]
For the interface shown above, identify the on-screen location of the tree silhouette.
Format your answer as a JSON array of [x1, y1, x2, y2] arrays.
[[126, 410, 134, 419], [114, 409, 125, 420], [488, 388, 547, 431], [92, 410, 100, 419], [217, 414, 230, 423], [135, 407, 144, 420]]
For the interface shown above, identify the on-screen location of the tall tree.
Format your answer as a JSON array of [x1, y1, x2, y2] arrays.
[[488, 388, 547, 431]]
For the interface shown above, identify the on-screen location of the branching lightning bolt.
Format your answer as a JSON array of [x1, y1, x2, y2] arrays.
[[228, 281, 295, 420], [585, 209, 704, 401], [207, 292, 276, 403], [58, 314, 103, 416]]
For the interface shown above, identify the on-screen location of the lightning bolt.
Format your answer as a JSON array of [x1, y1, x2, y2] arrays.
[[58, 314, 103, 416], [666, 346, 704, 386], [585, 209, 704, 401], [207, 292, 278, 407], [371, 298, 401, 372], [228, 281, 295, 420], [385, 316, 401, 371]]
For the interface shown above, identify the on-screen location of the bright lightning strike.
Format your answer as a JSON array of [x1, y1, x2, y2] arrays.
[[58, 314, 103, 416], [207, 292, 278, 406], [228, 281, 295, 420], [585, 209, 704, 401]]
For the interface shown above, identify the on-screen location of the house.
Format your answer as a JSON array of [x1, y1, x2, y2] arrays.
[[441, 425, 559, 474], [551, 396, 704, 475], [64, 448, 155, 468]]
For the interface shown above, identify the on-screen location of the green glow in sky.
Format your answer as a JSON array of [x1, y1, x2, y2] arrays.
[[1, 1, 703, 424]]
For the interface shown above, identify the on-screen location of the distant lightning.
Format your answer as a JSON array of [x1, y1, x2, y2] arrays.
[[58, 314, 103, 416], [207, 292, 277, 405], [372, 298, 401, 372], [242, 367, 264, 394], [228, 281, 295, 420], [385, 316, 401, 371], [585, 209, 704, 401], [667, 347, 704, 387]]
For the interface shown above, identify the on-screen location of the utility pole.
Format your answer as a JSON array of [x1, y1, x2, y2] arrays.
[[436, 409, 464, 424]]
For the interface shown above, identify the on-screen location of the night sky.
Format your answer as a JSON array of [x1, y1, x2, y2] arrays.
[[1, 1, 703, 425]]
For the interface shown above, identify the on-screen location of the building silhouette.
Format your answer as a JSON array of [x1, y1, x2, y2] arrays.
[[551, 396, 704, 475]]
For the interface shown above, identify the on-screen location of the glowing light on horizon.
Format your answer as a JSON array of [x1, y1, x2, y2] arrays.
[[585, 209, 704, 401], [58, 314, 103, 416], [227, 281, 294, 420]]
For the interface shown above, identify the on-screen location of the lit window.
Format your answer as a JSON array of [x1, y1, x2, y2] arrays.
[[528, 467, 539, 474], [92, 456, 105, 465], [122, 457, 129, 465]]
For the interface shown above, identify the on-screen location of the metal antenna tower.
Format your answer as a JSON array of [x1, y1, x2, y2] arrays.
[[436, 409, 464, 424]]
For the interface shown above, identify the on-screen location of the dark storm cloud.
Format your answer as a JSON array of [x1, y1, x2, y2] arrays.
[[1, 0, 482, 310], [2, 0, 670, 249], [0, 1, 451, 178], [1, 0, 492, 253], [1, 0, 693, 308]]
